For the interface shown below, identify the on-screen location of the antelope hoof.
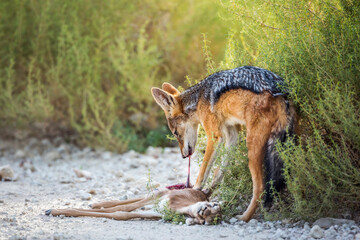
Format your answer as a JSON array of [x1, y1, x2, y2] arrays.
[[45, 209, 52, 216]]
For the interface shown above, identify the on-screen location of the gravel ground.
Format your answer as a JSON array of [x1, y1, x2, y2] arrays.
[[0, 137, 359, 240]]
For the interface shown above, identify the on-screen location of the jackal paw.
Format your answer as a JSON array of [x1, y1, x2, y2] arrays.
[[235, 214, 250, 222]]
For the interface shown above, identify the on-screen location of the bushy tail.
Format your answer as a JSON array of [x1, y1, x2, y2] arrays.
[[263, 100, 296, 207]]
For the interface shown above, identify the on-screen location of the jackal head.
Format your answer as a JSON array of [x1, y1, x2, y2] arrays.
[[151, 83, 198, 158]]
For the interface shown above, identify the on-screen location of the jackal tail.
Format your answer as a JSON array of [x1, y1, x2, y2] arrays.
[[264, 100, 296, 206]]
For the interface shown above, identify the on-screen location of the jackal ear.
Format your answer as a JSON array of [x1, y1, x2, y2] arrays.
[[151, 87, 178, 112], [162, 82, 180, 95]]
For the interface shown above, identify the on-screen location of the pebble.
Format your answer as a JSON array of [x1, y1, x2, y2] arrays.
[[53, 232, 64, 240], [229, 217, 238, 224], [124, 176, 135, 182], [73, 169, 92, 180], [79, 191, 92, 200], [249, 219, 258, 225], [355, 233, 360, 240], [313, 217, 355, 229], [0, 165, 14, 180], [145, 146, 163, 157], [115, 171, 124, 178], [15, 150, 26, 158], [88, 189, 96, 195], [310, 225, 325, 239], [44, 151, 61, 162], [9, 235, 26, 240]]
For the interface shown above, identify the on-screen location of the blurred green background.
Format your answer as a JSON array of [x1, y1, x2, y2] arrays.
[[0, 0, 230, 152], [0, 0, 359, 220]]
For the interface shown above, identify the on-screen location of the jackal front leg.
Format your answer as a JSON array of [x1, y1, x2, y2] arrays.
[[194, 137, 221, 190]]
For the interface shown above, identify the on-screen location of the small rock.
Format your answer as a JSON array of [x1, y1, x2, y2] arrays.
[[324, 226, 336, 238], [229, 217, 238, 224], [57, 144, 69, 153], [123, 150, 139, 158], [21, 160, 36, 172], [137, 157, 157, 167], [282, 218, 292, 224], [79, 191, 92, 200], [53, 232, 64, 240], [313, 218, 355, 229], [88, 189, 96, 195], [102, 151, 112, 160], [124, 176, 135, 182], [64, 202, 70, 205], [59, 215, 65, 219], [15, 150, 26, 158], [249, 219, 258, 225], [52, 137, 64, 146], [125, 191, 135, 199], [304, 222, 310, 231], [45, 151, 61, 161], [9, 235, 25, 240], [41, 139, 51, 146], [310, 225, 324, 239], [119, 195, 128, 200], [129, 163, 138, 169], [274, 228, 285, 239], [167, 176, 176, 181], [77, 177, 87, 182], [355, 233, 360, 240], [115, 171, 124, 178], [0, 165, 14, 180], [145, 146, 163, 157], [238, 229, 247, 236], [235, 220, 246, 225], [73, 169, 92, 180]]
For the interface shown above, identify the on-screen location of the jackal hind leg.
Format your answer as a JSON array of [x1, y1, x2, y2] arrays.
[[235, 124, 270, 222]]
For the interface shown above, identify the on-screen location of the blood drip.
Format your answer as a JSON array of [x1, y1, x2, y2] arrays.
[[166, 156, 191, 190]]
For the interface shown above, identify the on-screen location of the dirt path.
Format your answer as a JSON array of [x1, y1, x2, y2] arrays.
[[0, 138, 358, 240]]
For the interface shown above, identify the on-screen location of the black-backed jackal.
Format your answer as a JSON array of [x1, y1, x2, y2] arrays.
[[151, 66, 296, 222]]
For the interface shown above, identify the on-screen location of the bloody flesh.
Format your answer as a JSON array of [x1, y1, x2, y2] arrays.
[[166, 156, 191, 190]]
